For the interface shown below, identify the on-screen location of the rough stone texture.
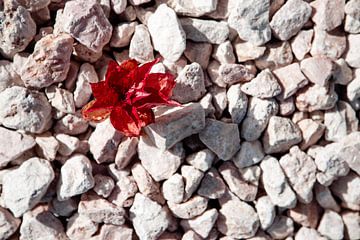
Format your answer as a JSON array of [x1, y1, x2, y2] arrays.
[[315, 183, 341, 212], [266, 216, 294, 239], [331, 171, 360, 211], [57, 154, 94, 201], [21, 33, 73, 89], [288, 201, 320, 228], [290, 30, 313, 60], [54, 113, 89, 136], [89, 119, 123, 164], [300, 56, 334, 87], [55, 133, 79, 156], [74, 63, 99, 108], [66, 213, 98, 240], [345, 34, 360, 68], [270, 0, 312, 41], [227, 84, 248, 124], [295, 227, 327, 240], [260, 156, 297, 208], [148, 4, 186, 62], [317, 210, 344, 240], [233, 38, 267, 62], [262, 116, 302, 154], [110, 22, 136, 48], [342, 211, 360, 240], [199, 119, 240, 160], [0, 127, 35, 168], [228, 0, 271, 46], [218, 63, 255, 85], [115, 137, 138, 169], [273, 62, 308, 99], [162, 173, 184, 203], [93, 174, 115, 198], [129, 24, 154, 63], [241, 69, 281, 99], [184, 41, 212, 69], [217, 192, 260, 239], [212, 41, 236, 64], [233, 140, 264, 169], [0, 6, 36, 59], [0, 207, 20, 240], [255, 41, 294, 70], [197, 168, 226, 199], [347, 68, 360, 101], [145, 103, 205, 150], [310, 0, 345, 31], [172, 63, 206, 103], [241, 97, 278, 141], [168, 195, 208, 219], [61, 0, 112, 52], [255, 196, 275, 230], [0, 86, 52, 134], [0, 60, 22, 92], [180, 209, 218, 238], [138, 134, 184, 182], [333, 58, 353, 85], [180, 18, 229, 44], [46, 86, 75, 114], [181, 165, 204, 201], [185, 149, 215, 172], [163, 0, 218, 17], [279, 146, 317, 203], [297, 119, 325, 150], [2, 158, 54, 217]]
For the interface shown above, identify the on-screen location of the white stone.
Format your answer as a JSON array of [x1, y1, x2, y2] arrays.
[[314, 183, 341, 212], [115, 137, 138, 169], [342, 211, 360, 240], [54, 113, 89, 136], [74, 63, 99, 108], [2, 158, 54, 217], [295, 227, 327, 240], [57, 154, 95, 201], [331, 171, 360, 211], [147, 4, 186, 62], [255, 41, 293, 70], [233, 38, 266, 62], [227, 84, 248, 124], [129, 24, 154, 63], [0, 207, 20, 240], [55, 133, 79, 156], [255, 196, 275, 230], [317, 210, 344, 240], [180, 209, 218, 238], [212, 41, 236, 64], [0, 60, 22, 93], [181, 165, 204, 201], [185, 149, 215, 172], [300, 56, 334, 87], [168, 195, 208, 219], [297, 119, 325, 150], [345, 34, 360, 68], [66, 213, 98, 240], [310, 0, 345, 31], [110, 0, 127, 14], [110, 22, 136, 48], [162, 173, 185, 204], [290, 30, 313, 60], [267, 216, 294, 239]]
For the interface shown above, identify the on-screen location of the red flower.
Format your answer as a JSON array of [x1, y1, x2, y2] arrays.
[[82, 58, 179, 137]]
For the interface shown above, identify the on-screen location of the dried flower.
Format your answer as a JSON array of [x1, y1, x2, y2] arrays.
[[82, 58, 178, 136]]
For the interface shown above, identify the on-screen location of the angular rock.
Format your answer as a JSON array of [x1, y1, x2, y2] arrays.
[[300, 56, 334, 86], [199, 119, 240, 160], [255, 41, 293, 70], [164, 0, 218, 17], [110, 0, 127, 14], [185, 149, 215, 172], [110, 22, 136, 48], [297, 119, 325, 150], [314, 183, 341, 212], [212, 41, 236, 64], [295, 227, 326, 240], [93, 174, 115, 198], [172, 63, 206, 103], [290, 30, 313, 60], [184, 41, 212, 69], [138, 134, 184, 181], [78, 193, 125, 225], [180, 17, 229, 44], [331, 172, 360, 211], [333, 58, 353, 85], [218, 63, 255, 85], [115, 137, 138, 169], [98, 224, 133, 240], [66, 213, 98, 240], [217, 192, 259, 239], [130, 193, 169, 240], [129, 24, 154, 63], [180, 209, 218, 238], [295, 83, 338, 112], [227, 84, 248, 124], [279, 146, 317, 203], [241, 97, 278, 141], [262, 116, 302, 154], [342, 211, 360, 240], [347, 68, 360, 101], [54, 113, 89, 136], [181, 165, 204, 201], [162, 173, 185, 204], [288, 201, 320, 228], [50, 198, 77, 217], [255, 196, 276, 230], [0, 207, 20, 240], [35, 133, 59, 161], [2, 158, 54, 217], [168, 195, 208, 219], [228, 0, 271, 46], [317, 210, 344, 240], [0, 60, 22, 92], [108, 175, 138, 207], [57, 154, 95, 201], [197, 168, 226, 199], [266, 216, 294, 239], [55, 133, 79, 156], [0, 7, 36, 58], [273, 63, 308, 99], [148, 4, 186, 62], [270, 0, 312, 40], [145, 103, 205, 150], [310, 0, 345, 31], [46, 86, 75, 114], [0, 127, 35, 168], [74, 63, 99, 108], [233, 38, 267, 62], [62, 0, 112, 52], [345, 34, 360, 68], [260, 156, 297, 208], [89, 119, 123, 164], [233, 140, 265, 168], [21, 33, 73, 89]]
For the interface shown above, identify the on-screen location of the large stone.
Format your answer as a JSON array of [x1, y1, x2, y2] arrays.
[[345, 34, 360, 68], [138, 134, 184, 181], [180, 209, 218, 239], [270, 0, 312, 40], [255, 196, 276, 230], [0, 127, 35, 168], [2, 158, 54, 217], [227, 83, 248, 124], [129, 24, 154, 63], [260, 156, 297, 208], [145, 103, 205, 150], [279, 146, 317, 203], [21, 33, 73, 89], [199, 119, 240, 160], [130, 193, 169, 240], [180, 17, 229, 44], [61, 0, 112, 52], [317, 210, 344, 240], [233, 140, 265, 168], [310, 0, 345, 31], [147, 4, 186, 62], [300, 56, 334, 86], [168, 195, 208, 219], [228, 0, 271, 46], [0, 207, 20, 240], [172, 63, 206, 103], [241, 97, 278, 141]]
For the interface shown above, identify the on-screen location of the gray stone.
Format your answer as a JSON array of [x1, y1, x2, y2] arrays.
[[2, 158, 54, 217], [219, 63, 255, 85], [145, 103, 205, 150], [199, 119, 240, 160], [333, 58, 353, 85], [184, 41, 213, 69], [197, 168, 226, 199], [180, 17, 229, 44], [228, 0, 271, 46], [227, 84, 248, 124], [74, 63, 99, 108], [270, 0, 312, 40], [233, 140, 265, 168], [314, 183, 341, 212]]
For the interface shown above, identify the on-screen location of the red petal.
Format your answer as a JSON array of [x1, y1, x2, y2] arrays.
[[143, 72, 176, 97], [110, 105, 142, 137], [119, 59, 138, 72], [133, 92, 180, 110], [82, 99, 113, 122], [129, 58, 160, 88], [132, 107, 155, 128]]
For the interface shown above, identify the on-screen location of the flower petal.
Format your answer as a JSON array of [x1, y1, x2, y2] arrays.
[[110, 105, 142, 137], [82, 99, 113, 122], [129, 58, 160, 88], [143, 72, 176, 97], [133, 107, 155, 128]]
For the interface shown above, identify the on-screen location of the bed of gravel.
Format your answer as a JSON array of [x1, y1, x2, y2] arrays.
[[0, 0, 360, 239]]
